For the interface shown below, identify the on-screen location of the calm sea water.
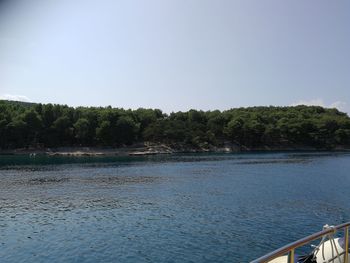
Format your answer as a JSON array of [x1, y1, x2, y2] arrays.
[[1, 152, 350, 262]]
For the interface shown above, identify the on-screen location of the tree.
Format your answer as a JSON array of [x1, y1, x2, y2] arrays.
[[52, 116, 73, 145], [225, 117, 244, 143], [96, 121, 113, 145], [6, 119, 27, 148], [22, 109, 43, 145], [115, 116, 139, 145], [207, 112, 227, 138], [335, 129, 350, 145], [74, 118, 90, 144]]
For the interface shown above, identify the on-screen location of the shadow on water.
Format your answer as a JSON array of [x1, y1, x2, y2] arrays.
[[0, 151, 331, 169], [0, 154, 146, 168]]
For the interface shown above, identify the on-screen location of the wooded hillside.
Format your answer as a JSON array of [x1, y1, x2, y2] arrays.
[[1, 100, 349, 150]]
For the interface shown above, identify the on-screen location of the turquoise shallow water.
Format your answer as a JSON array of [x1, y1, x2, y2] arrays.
[[1, 152, 350, 262]]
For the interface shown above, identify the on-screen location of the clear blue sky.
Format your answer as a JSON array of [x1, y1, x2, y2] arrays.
[[0, 0, 349, 113]]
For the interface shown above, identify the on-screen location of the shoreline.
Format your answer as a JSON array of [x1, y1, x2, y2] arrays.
[[1, 143, 349, 156]]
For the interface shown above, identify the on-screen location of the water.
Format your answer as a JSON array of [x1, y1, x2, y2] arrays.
[[1, 152, 350, 262]]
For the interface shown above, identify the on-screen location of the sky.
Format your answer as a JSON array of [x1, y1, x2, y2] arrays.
[[0, 0, 349, 113]]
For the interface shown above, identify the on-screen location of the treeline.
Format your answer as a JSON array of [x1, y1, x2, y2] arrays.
[[0, 100, 350, 150]]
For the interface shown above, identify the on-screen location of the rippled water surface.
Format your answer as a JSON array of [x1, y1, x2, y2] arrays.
[[1, 152, 350, 262]]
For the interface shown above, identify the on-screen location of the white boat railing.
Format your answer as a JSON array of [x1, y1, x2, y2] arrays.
[[250, 222, 350, 263]]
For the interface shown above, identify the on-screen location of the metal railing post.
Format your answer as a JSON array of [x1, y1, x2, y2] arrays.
[[345, 226, 349, 263], [288, 249, 295, 263]]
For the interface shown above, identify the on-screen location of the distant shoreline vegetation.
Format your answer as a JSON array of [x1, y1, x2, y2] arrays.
[[0, 100, 350, 151]]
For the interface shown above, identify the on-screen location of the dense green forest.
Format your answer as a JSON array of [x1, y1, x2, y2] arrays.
[[0, 100, 350, 150]]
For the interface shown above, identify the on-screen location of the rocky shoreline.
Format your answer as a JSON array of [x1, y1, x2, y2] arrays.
[[1, 142, 349, 157], [0, 144, 204, 157]]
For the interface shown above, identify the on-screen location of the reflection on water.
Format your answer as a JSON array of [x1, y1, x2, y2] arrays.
[[27, 177, 70, 185], [0, 152, 350, 262], [237, 158, 310, 165]]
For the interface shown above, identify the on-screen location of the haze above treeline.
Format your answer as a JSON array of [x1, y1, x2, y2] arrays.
[[0, 100, 349, 151]]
